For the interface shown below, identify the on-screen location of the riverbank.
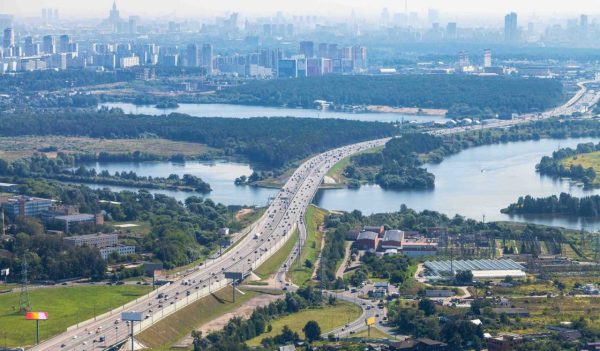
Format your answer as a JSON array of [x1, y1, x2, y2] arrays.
[[366, 105, 447, 116]]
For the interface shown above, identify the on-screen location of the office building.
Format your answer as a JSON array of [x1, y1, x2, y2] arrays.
[[43, 35, 55, 54], [64, 233, 118, 249], [129, 16, 140, 34], [59, 35, 70, 53], [446, 22, 457, 40], [3, 28, 14, 49], [504, 12, 518, 42], [186, 43, 199, 67], [278, 59, 298, 78], [119, 55, 139, 68], [99, 245, 136, 259], [202, 44, 213, 74], [352, 46, 367, 70], [299, 41, 314, 58], [483, 49, 492, 68], [317, 43, 328, 58], [0, 196, 53, 218]]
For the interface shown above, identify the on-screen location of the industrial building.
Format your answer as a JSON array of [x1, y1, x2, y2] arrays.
[[423, 259, 526, 281]]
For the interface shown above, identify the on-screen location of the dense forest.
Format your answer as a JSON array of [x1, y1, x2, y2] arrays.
[[0, 69, 135, 94], [210, 75, 564, 117], [502, 193, 600, 217], [0, 109, 395, 168], [537, 142, 600, 187], [345, 133, 440, 190]]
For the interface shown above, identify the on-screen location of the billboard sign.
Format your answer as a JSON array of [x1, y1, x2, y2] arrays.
[[365, 317, 375, 326], [121, 312, 143, 321], [224, 272, 244, 281], [26, 312, 48, 320]]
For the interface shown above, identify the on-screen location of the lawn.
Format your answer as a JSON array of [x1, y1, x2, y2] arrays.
[[0, 285, 150, 347], [561, 151, 600, 185], [254, 229, 299, 279], [137, 288, 262, 350], [289, 206, 327, 286], [325, 156, 352, 183], [0, 136, 214, 162], [245, 301, 362, 347]]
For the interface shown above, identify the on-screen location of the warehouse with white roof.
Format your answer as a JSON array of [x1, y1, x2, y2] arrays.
[[423, 259, 526, 281]]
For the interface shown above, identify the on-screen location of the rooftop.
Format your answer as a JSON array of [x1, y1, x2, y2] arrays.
[[357, 231, 378, 241]]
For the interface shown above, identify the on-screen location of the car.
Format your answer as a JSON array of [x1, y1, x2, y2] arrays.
[[72, 335, 78, 339]]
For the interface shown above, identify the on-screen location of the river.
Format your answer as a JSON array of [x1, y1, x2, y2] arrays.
[[81, 160, 278, 207], [100, 102, 445, 123], [80, 138, 600, 231]]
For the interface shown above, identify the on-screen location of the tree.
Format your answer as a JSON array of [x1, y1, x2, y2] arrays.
[[302, 320, 321, 342], [273, 325, 299, 345], [455, 270, 474, 284], [418, 298, 437, 317]]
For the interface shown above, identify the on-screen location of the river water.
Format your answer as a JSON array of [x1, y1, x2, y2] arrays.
[[100, 102, 445, 123], [80, 138, 600, 231]]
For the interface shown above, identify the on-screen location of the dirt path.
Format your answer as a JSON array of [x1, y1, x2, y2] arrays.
[[235, 208, 254, 221], [335, 242, 352, 279], [175, 293, 284, 348]]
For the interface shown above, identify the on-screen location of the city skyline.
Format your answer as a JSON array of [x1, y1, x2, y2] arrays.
[[2, 0, 600, 20]]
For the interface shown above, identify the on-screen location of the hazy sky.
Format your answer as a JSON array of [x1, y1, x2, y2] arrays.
[[2, 0, 598, 19]]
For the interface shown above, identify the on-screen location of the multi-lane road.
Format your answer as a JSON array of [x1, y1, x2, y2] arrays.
[[29, 77, 600, 351], [30, 139, 388, 351]]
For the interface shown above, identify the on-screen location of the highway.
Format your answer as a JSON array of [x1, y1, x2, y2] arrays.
[[29, 138, 389, 351], [29, 76, 599, 351]]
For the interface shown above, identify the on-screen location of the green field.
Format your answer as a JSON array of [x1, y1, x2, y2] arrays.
[[0, 136, 214, 162], [254, 229, 299, 279], [0, 285, 150, 347], [289, 206, 327, 286], [325, 156, 352, 183], [562, 151, 600, 185], [245, 301, 362, 347], [137, 288, 263, 350]]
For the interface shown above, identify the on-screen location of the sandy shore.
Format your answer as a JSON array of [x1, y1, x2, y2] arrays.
[[367, 105, 447, 116]]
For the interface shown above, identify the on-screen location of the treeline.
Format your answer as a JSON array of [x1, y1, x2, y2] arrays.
[[502, 193, 600, 217], [0, 178, 235, 273], [537, 142, 600, 186], [192, 286, 326, 351], [316, 221, 347, 289], [0, 231, 106, 282], [347, 133, 440, 190], [0, 69, 135, 94], [210, 74, 564, 116], [0, 154, 212, 193], [346, 118, 600, 191], [0, 109, 395, 168]]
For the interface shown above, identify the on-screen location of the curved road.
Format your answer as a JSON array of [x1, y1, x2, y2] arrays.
[[29, 77, 599, 351], [29, 139, 389, 351]]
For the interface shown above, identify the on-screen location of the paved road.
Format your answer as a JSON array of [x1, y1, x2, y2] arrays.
[[29, 139, 388, 351], [29, 77, 599, 351]]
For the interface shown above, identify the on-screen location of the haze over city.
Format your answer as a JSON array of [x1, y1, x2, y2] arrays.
[[2, 0, 600, 19], [2, 1, 600, 351]]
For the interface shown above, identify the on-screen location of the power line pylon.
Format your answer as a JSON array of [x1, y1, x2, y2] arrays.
[[18, 254, 31, 314]]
